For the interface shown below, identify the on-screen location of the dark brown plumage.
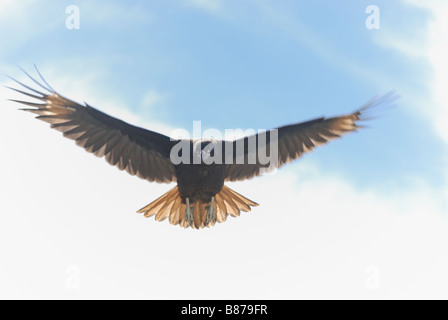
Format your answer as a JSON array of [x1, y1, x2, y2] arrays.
[[7, 67, 397, 229]]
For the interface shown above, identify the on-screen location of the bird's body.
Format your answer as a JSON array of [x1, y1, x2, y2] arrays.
[[7, 67, 398, 229], [137, 140, 259, 228], [176, 162, 226, 203]]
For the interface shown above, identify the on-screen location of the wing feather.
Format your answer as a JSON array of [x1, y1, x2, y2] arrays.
[[225, 91, 399, 181], [8, 69, 178, 183]]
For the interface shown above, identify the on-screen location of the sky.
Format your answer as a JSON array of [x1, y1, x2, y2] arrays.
[[0, 0, 447, 299]]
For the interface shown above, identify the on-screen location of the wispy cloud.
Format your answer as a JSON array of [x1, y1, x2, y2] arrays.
[[141, 89, 164, 109], [379, 0, 448, 211], [415, 1, 448, 143], [183, 0, 223, 14], [378, 1, 448, 145]]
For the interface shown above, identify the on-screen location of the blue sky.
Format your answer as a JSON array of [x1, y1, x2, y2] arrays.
[[2, 0, 441, 187], [0, 0, 447, 299]]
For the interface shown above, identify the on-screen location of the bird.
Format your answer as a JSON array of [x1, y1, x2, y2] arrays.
[[6, 67, 398, 229]]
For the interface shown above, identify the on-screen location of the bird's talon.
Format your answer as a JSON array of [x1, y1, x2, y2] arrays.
[[185, 197, 194, 226], [205, 197, 215, 225]]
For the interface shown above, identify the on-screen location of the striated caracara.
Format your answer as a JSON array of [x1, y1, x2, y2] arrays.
[[7, 67, 397, 229]]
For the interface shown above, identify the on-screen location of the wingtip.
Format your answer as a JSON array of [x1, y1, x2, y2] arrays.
[[9, 65, 54, 94], [7, 99, 43, 108], [34, 64, 56, 92], [355, 90, 400, 122]]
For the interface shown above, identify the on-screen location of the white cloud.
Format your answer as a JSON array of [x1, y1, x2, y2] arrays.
[[0, 0, 36, 19], [422, 2, 448, 144], [380, 1, 448, 144], [375, 0, 448, 225], [1, 76, 448, 298]]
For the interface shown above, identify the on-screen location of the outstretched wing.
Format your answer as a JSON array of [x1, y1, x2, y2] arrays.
[[7, 68, 178, 183], [224, 92, 398, 182]]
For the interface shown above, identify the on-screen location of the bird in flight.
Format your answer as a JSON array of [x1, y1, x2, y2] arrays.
[[7, 67, 397, 229]]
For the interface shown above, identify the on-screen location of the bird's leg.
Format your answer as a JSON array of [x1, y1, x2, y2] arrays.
[[185, 197, 194, 226], [205, 196, 215, 225]]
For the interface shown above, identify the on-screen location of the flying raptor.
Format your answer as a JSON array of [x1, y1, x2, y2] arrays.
[[7, 68, 397, 229]]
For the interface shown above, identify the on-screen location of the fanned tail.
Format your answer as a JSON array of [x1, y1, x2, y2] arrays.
[[137, 185, 259, 229]]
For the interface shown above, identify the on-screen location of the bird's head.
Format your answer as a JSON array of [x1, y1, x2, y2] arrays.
[[192, 138, 221, 164]]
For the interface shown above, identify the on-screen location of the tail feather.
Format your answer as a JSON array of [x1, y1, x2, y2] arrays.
[[137, 185, 259, 229], [137, 186, 178, 217], [217, 190, 239, 217], [155, 190, 178, 221], [179, 203, 188, 228], [214, 195, 228, 223], [194, 200, 202, 229], [226, 186, 258, 208], [169, 196, 182, 225]]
